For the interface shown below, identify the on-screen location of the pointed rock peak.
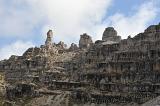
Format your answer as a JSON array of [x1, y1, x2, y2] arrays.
[[45, 30, 53, 48]]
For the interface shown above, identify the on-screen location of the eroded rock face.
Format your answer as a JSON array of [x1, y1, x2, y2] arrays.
[[102, 27, 121, 42], [2, 23, 160, 106], [79, 33, 93, 49]]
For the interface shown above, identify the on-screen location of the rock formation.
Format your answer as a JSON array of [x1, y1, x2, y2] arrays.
[[0, 23, 160, 106], [79, 33, 93, 49], [69, 43, 78, 51], [45, 30, 53, 49], [102, 27, 121, 42]]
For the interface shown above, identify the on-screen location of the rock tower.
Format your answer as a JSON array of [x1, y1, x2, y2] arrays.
[[45, 30, 53, 48], [79, 33, 93, 49], [102, 27, 121, 42]]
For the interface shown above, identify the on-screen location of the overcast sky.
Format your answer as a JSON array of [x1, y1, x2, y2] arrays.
[[0, 0, 160, 60]]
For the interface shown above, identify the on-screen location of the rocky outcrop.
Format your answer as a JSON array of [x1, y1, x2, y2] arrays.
[[56, 41, 67, 49], [102, 27, 121, 42], [144, 24, 160, 33], [1, 23, 160, 106], [79, 33, 93, 49], [69, 43, 78, 51], [45, 30, 53, 49]]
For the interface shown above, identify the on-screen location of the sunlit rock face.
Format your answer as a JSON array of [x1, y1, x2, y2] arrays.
[[102, 27, 121, 42]]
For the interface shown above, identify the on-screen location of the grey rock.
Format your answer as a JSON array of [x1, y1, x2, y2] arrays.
[[102, 27, 121, 42], [79, 33, 93, 49]]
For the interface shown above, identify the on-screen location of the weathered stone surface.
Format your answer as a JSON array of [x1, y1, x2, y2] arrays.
[[79, 33, 93, 49], [102, 27, 121, 42], [45, 30, 53, 49], [1, 23, 160, 106]]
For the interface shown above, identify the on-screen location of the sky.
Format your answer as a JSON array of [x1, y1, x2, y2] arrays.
[[0, 0, 160, 60]]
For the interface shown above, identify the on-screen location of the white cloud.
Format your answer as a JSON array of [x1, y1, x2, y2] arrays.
[[0, 0, 44, 37], [34, 0, 113, 43], [24, 0, 160, 41], [0, 0, 112, 43], [0, 41, 34, 60], [1, 0, 159, 42], [108, 0, 160, 39]]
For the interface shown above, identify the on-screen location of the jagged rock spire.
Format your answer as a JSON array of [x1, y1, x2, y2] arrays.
[[45, 30, 53, 48]]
